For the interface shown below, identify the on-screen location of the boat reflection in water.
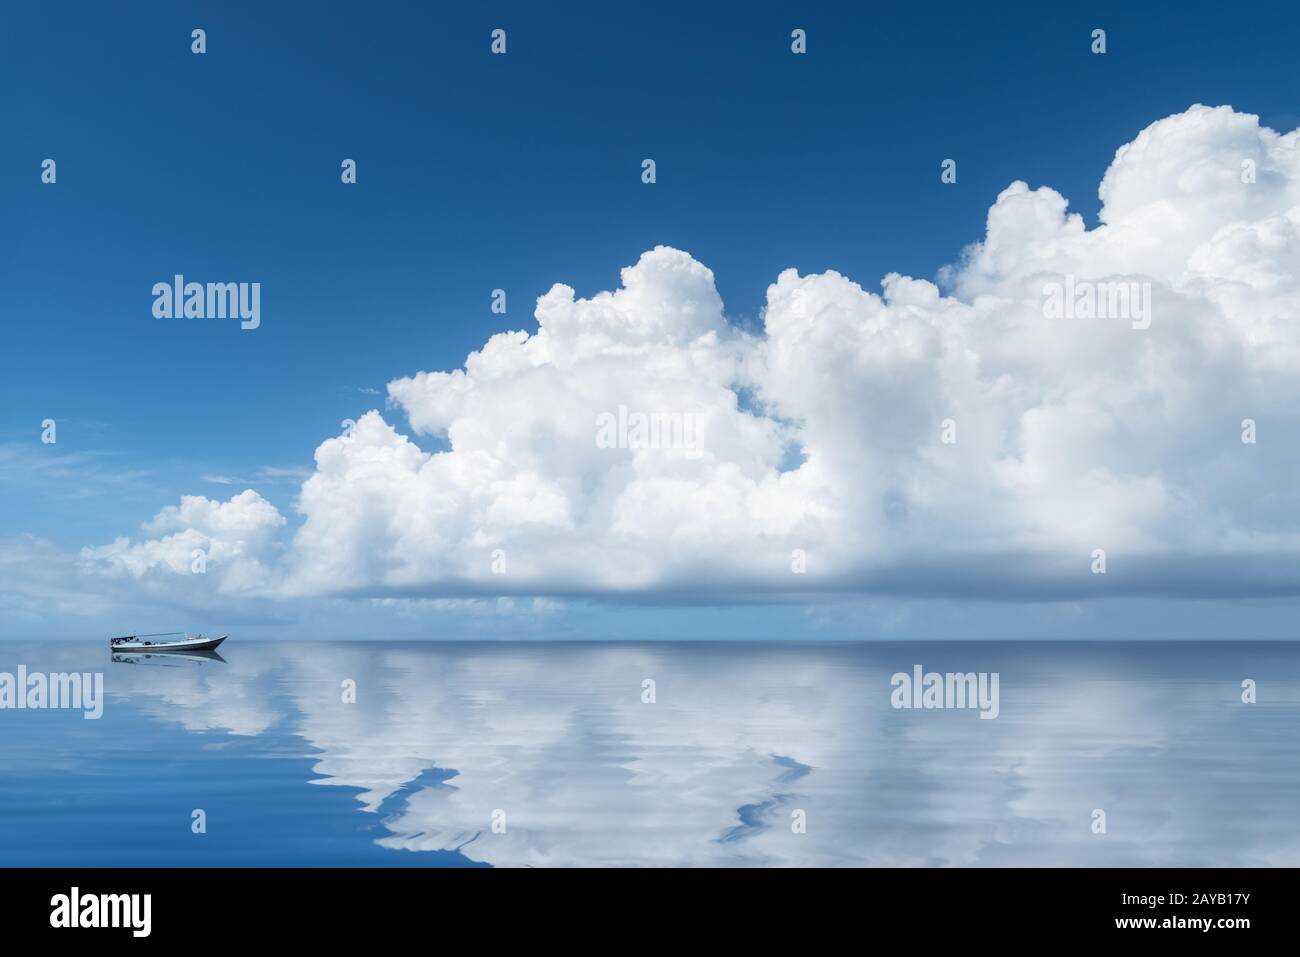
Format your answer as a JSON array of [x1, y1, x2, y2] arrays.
[[111, 648, 227, 666]]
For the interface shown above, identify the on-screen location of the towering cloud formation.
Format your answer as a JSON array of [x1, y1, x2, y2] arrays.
[[90, 106, 1300, 603]]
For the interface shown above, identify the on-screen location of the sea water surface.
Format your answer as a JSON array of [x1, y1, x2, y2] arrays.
[[0, 640, 1297, 867]]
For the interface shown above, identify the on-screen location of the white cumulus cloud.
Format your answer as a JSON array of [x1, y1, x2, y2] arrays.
[[81, 489, 286, 593], [87, 105, 1300, 606]]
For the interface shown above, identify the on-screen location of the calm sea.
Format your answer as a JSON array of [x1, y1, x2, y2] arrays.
[[1, 640, 1296, 867]]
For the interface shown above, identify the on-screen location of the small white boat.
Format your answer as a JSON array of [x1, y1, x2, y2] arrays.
[[110, 633, 228, 652]]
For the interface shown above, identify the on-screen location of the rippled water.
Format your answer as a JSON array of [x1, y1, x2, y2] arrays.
[[1, 640, 1296, 866]]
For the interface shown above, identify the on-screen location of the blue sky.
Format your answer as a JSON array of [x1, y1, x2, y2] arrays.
[[3, 1, 1300, 639]]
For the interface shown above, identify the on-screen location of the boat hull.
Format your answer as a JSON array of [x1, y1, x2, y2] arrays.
[[111, 635, 228, 653]]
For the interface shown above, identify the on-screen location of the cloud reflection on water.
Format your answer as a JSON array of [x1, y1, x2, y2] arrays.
[[103, 641, 1300, 866]]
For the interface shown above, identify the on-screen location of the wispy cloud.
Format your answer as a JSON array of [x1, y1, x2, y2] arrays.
[[200, 465, 311, 487], [0, 444, 152, 498], [255, 465, 313, 482]]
